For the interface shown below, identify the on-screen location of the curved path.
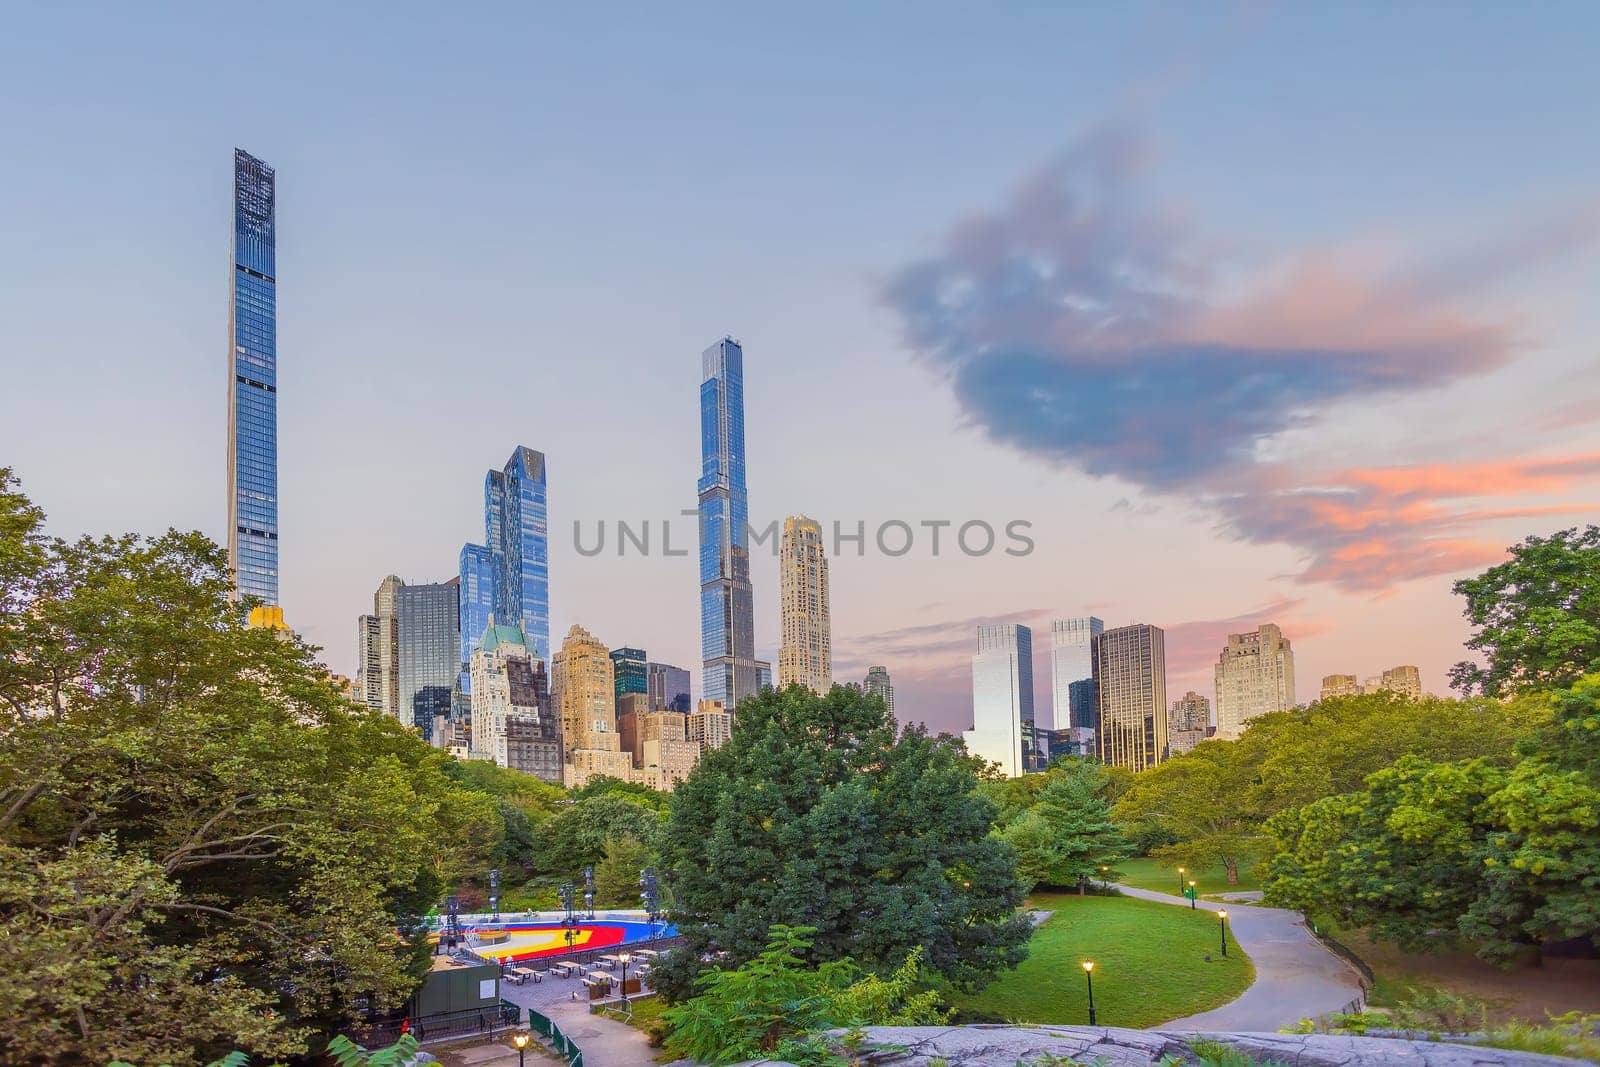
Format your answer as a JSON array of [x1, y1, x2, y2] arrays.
[[1117, 885, 1365, 1032]]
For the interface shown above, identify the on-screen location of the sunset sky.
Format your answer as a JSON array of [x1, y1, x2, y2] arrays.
[[3, 3, 1598, 733]]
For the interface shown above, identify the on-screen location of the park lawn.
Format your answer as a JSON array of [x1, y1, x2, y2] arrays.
[[951, 892, 1254, 1029], [1115, 856, 1260, 896]]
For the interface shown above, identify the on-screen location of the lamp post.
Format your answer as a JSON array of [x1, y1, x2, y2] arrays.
[[511, 1030, 531, 1067], [1081, 960, 1096, 1025], [1188, 880, 1197, 909], [1219, 909, 1229, 958], [1177, 866, 1186, 894], [1100, 865, 1109, 889], [619, 951, 632, 1010]]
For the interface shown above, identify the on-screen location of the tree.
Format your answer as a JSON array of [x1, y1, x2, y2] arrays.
[[0, 470, 498, 1065], [655, 686, 1029, 1000], [1001, 760, 1130, 893], [594, 833, 653, 907], [1114, 740, 1266, 886], [1450, 526, 1600, 697], [530, 791, 662, 875]]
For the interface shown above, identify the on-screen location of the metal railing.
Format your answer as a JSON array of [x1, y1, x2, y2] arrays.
[[351, 1001, 520, 1047], [525, 1006, 585, 1067]]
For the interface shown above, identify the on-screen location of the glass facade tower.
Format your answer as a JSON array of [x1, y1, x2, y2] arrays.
[[698, 337, 757, 708], [610, 647, 648, 702], [1093, 623, 1168, 771], [965, 623, 1036, 777], [227, 149, 279, 606], [396, 579, 461, 740], [647, 661, 692, 712], [1050, 617, 1103, 732], [457, 543, 495, 696], [459, 446, 549, 657]]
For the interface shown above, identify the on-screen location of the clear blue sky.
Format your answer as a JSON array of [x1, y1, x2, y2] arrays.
[[3, 3, 1598, 731]]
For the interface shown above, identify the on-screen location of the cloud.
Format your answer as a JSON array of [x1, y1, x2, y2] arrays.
[[1210, 453, 1600, 592], [882, 124, 1600, 590]]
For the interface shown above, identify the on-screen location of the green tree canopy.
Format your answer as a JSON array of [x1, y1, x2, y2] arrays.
[[655, 685, 1029, 1000], [0, 470, 498, 1065], [1450, 525, 1600, 696], [530, 791, 662, 876], [1001, 758, 1130, 892]]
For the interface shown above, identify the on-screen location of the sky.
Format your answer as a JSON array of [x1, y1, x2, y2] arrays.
[[2, 3, 1598, 734]]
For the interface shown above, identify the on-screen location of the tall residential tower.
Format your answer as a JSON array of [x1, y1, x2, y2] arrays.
[[1213, 623, 1296, 739], [778, 515, 831, 693], [227, 149, 281, 616], [698, 338, 757, 709], [1094, 623, 1167, 771]]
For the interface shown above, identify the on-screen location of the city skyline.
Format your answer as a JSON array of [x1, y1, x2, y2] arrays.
[[5, 7, 1599, 738]]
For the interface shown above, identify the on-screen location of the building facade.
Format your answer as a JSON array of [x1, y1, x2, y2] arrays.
[[459, 446, 549, 661], [1050, 617, 1103, 754], [1094, 623, 1167, 772], [551, 624, 632, 787], [755, 660, 772, 692], [468, 621, 561, 784], [647, 661, 692, 712], [698, 337, 758, 709], [688, 699, 733, 750], [1168, 690, 1212, 755], [396, 579, 460, 740], [610, 647, 648, 702], [965, 623, 1037, 778], [778, 515, 832, 693], [457, 544, 495, 699], [227, 148, 280, 609], [1380, 664, 1422, 699], [863, 665, 894, 718], [356, 574, 403, 719], [1213, 623, 1296, 740], [1319, 674, 1359, 700]]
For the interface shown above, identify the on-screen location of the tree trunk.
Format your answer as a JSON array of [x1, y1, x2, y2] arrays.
[[1079, 876, 1087, 896], [1225, 859, 1239, 886]]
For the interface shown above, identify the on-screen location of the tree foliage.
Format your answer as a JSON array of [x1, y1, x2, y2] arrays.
[[660, 924, 948, 1067], [594, 833, 652, 907], [656, 685, 1029, 1000], [1450, 525, 1600, 697], [1001, 759, 1130, 892], [0, 470, 497, 1065]]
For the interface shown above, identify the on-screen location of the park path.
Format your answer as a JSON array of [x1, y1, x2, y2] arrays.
[[1117, 885, 1365, 1032], [501, 974, 658, 1067]]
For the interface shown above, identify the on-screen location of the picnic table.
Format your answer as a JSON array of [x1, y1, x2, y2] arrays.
[[550, 962, 576, 978], [594, 955, 619, 970], [633, 948, 659, 960], [509, 966, 541, 984]]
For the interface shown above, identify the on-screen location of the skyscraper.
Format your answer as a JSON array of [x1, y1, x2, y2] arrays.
[[396, 579, 460, 741], [355, 574, 403, 719], [457, 543, 495, 697], [1380, 664, 1422, 700], [1319, 674, 1359, 700], [1050, 617, 1103, 744], [1168, 690, 1212, 755], [551, 624, 633, 787], [1213, 624, 1296, 740], [698, 337, 757, 709], [863, 665, 895, 718], [459, 448, 549, 656], [965, 623, 1036, 778], [1094, 624, 1167, 771], [469, 620, 561, 784], [755, 660, 772, 692], [647, 661, 692, 712], [610, 647, 649, 702], [227, 149, 280, 613], [778, 515, 832, 693]]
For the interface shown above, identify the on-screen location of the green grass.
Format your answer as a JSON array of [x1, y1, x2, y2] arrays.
[[1115, 856, 1260, 896], [951, 892, 1254, 1029]]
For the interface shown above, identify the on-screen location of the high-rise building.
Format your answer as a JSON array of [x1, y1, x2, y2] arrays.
[[647, 662, 692, 713], [355, 575, 403, 718], [468, 620, 561, 784], [698, 337, 758, 709], [227, 149, 280, 612], [1094, 624, 1167, 771], [1050, 617, 1103, 753], [551, 624, 633, 787], [610, 647, 649, 702], [688, 699, 733, 750], [396, 579, 460, 741], [863, 665, 894, 717], [965, 623, 1037, 778], [457, 544, 495, 696], [1213, 624, 1296, 740], [1319, 674, 1359, 700], [778, 516, 832, 693], [1380, 665, 1422, 700], [1168, 690, 1212, 756], [755, 660, 772, 692], [460, 446, 549, 659]]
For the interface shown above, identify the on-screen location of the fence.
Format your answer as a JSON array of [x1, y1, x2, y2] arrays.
[[352, 1000, 520, 1047], [526, 1006, 585, 1067], [1310, 924, 1375, 1016]]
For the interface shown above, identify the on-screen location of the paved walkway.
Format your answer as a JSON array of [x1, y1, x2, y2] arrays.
[[1117, 885, 1365, 1032], [500, 970, 659, 1067]]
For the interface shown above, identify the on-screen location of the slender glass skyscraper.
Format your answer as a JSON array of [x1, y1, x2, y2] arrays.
[[698, 337, 757, 708], [227, 149, 280, 607], [459, 446, 549, 673], [965, 623, 1036, 777]]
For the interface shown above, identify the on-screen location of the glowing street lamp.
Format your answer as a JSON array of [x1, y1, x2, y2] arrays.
[[511, 1030, 531, 1067], [1176, 866, 1186, 894], [1188, 880, 1198, 909], [619, 951, 633, 1010], [1219, 909, 1230, 958], [1081, 960, 1097, 1025]]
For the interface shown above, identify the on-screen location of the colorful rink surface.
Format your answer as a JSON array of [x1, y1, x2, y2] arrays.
[[466, 919, 677, 963]]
